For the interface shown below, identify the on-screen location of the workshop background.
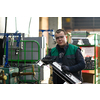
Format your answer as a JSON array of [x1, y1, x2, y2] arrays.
[[0, 17, 100, 84]]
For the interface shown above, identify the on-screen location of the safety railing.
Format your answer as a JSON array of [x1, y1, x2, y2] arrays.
[[5, 40, 41, 84]]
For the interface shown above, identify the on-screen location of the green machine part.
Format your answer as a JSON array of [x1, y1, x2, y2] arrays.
[[0, 67, 19, 84]]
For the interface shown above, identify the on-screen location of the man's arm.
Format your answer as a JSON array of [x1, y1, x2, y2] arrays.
[[68, 48, 85, 73]]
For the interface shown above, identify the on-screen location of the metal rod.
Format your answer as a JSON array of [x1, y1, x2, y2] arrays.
[[12, 72, 35, 77]]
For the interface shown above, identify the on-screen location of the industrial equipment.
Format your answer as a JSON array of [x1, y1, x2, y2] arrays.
[[0, 17, 44, 84], [39, 29, 56, 47], [0, 67, 19, 84], [0, 31, 39, 84], [4, 31, 21, 67], [85, 57, 94, 70], [6, 39, 41, 84], [0, 63, 38, 84], [39, 29, 55, 39], [71, 31, 91, 45], [0, 31, 24, 84], [0, 70, 7, 84], [36, 57, 82, 84], [12, 64, 37, 84]]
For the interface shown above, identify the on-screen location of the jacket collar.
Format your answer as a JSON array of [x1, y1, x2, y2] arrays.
[[56, 42, 69, 51]]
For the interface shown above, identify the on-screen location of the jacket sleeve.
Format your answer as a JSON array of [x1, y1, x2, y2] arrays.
[[69, 48, 85, 73]]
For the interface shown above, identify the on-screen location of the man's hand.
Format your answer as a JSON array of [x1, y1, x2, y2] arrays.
[[42, 56, 53, 64], [61, 65, 70, 73]]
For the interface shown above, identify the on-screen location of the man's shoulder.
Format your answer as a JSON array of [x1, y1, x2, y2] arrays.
[[68, 44, 79, 51], [51, 47, 56, 51]]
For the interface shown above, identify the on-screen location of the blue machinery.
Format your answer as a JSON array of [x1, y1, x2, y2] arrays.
[[0, 31, 21, 84], [4, 31, 21, 67], [39, 29, 55, 40]]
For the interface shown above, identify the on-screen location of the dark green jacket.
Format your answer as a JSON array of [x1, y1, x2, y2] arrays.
[[49, 43, 85, 84]]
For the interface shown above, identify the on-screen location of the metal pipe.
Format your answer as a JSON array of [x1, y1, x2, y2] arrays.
[[20, 72, 35, 75], [12, 72, 35, 77]]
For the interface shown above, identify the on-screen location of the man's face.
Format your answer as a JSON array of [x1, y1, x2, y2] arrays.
[[55, 31, 67, 48]]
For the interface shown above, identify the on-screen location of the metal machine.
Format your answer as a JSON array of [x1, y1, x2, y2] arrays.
[[0, 31, 38, 84], [0, 31, 22, 84], [0, 67, 19, 84]]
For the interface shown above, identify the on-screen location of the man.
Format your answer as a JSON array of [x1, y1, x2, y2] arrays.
[[45, 29, 85, 84]]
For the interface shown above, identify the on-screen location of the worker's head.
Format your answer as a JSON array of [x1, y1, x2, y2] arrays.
[[55, 29, 67, 48]]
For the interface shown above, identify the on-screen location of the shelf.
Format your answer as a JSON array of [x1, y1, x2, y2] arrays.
[[76, 45, 95, 47], [82, 70, 94, 74], [69, 33, 100, 84]]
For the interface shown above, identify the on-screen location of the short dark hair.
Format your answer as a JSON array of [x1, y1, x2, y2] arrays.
[[55, 29, 66, 35]]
